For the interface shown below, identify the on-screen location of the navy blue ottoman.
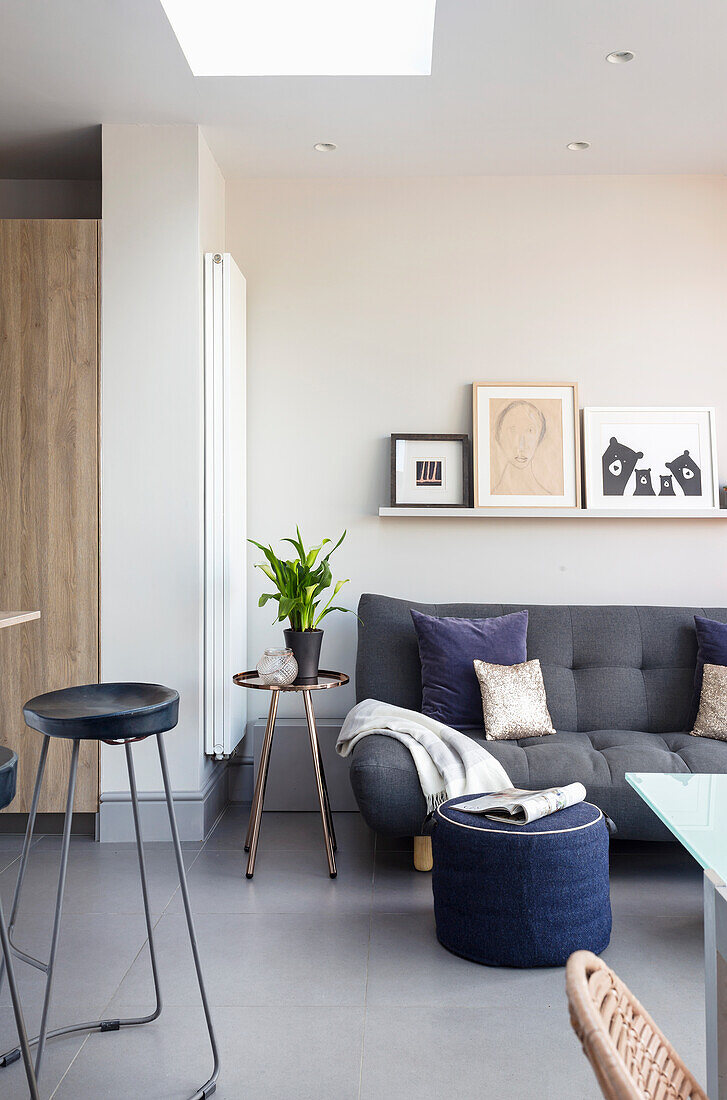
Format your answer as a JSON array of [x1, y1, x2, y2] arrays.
[[432, 797, 611, 967]]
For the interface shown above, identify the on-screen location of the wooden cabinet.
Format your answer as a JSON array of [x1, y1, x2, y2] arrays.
[[0, 220, 100, 813]]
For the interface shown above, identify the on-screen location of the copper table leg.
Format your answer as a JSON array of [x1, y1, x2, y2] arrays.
[[244, 690, 279, 853], [245, 691, 279, 878], [302, 690, 337, 878], [314, 734, 337, 852]]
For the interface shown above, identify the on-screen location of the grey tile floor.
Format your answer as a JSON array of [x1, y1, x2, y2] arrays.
[[0, 807, 706, 1099]]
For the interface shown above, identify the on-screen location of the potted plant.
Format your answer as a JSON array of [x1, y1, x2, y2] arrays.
[[249, 528, 354, 680]]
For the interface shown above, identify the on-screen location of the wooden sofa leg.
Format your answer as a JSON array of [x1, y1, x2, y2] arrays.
[[413, 835, 433, 872]]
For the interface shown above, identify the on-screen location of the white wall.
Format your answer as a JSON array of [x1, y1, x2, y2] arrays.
[[226, 175, 727, 725], [197, 131, 227, 783], [0, 178, 100, 218], [101, 124, 224, 803], [198, 132, 226, 254]]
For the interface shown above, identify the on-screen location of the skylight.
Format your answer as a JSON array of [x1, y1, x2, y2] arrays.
[[160, 0, 437, 76]]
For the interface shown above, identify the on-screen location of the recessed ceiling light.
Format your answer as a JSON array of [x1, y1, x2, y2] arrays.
[[314, 143, 337, 153], [567, 142, 591, 151], [606, 50, 635, 64], [160, 0, 437, 76]]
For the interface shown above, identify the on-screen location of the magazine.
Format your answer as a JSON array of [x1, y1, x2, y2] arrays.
[[454, 783, 586, 825]]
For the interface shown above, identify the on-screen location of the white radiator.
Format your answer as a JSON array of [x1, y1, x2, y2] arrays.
[[204, 252, 247, 757]]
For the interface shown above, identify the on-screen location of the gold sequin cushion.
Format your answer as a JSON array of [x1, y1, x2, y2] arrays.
[[473, 658, 556, 740], [691, 663, 727, 741]]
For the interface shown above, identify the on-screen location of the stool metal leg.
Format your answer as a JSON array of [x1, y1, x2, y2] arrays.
[[0, 734, 50, 994], [0, 892, 39, 1100], [302, 690, 337, 878], [35, 738, 79, 1077], [125, 740, 163, 1022], [245, 690, 279, 876], [157, 732, 220, 1099]]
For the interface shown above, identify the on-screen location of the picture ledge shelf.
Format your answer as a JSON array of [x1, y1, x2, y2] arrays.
[[379, 506, 727, 519]]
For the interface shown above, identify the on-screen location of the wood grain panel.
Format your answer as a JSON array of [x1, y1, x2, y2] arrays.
[[0, 220, 99, 812]]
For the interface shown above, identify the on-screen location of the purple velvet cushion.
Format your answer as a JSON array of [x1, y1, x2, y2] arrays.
[[410, 608, 529, 729], [691, 616, 727, 724]]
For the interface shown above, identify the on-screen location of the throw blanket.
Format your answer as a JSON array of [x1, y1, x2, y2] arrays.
[[336, 698, 512, 813]]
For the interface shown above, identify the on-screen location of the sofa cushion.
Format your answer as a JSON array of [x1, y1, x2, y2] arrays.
[[410, 608, 528, 729], [691, 663, 727, 741], [479, 729, 693, 788], [474, 658, 555, 740], [691, 616, 727, 724], [348, 727, 727, 841]]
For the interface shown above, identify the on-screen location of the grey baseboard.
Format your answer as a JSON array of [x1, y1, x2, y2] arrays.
[[227, 758, 253, 803], [98, 760, 229, 842]]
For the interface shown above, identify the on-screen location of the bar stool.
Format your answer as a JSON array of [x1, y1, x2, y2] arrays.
[[0, 683, 220, 1099], [0, 746, 39, 1099]]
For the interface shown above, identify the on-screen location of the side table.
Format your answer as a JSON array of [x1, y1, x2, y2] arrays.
[[232, 670, 349, 878]]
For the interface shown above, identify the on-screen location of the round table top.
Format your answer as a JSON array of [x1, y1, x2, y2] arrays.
[[233, 669, 349, 692]]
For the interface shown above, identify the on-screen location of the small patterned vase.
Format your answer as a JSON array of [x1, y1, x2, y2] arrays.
[[256, 647, 298, 686]]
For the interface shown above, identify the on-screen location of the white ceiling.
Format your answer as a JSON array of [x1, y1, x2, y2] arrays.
[[1, 0, 727, 179]]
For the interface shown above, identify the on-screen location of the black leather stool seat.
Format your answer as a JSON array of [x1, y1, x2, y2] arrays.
[[0, 747, 17, 811], [23, 683, 180, 741]]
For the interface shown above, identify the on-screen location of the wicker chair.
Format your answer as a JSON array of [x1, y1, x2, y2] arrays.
[[566, 950, 708, 1100]]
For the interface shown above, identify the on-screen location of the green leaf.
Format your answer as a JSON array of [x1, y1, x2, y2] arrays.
[[321, 529, 346, 562], [315, 604, 358, 626], [312, 578, 351, 627], [254, 563, 276, 583], [281, 526, 307, 561], [278, 596, 298, 621], [258, 592, 279, 608], [305, 538, 330, 568], [248, 539, 285, 587]]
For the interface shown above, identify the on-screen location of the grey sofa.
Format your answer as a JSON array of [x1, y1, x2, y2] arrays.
[[349, 595, 727, 849]]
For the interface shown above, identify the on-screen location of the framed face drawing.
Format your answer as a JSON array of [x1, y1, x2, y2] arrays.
[[583, 407, 720, 509], [473, 383, 580, 508]]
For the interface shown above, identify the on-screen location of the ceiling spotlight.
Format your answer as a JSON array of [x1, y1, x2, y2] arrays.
[[567, 141, 591, 151], [606, 50, 635, 64], [314, 142, 337, 152]]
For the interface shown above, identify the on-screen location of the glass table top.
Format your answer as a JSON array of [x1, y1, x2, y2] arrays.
[[626, 773, 727, 884]]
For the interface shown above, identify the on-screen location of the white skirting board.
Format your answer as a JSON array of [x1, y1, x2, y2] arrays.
[[98, 761, 229, 842]]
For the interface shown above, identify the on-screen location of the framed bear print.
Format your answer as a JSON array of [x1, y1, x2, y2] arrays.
[[473, 383, 580, 508], [583, 407, 720, 510]]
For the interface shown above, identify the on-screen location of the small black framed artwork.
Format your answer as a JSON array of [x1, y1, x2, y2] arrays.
[[390, 434, 471, 507]]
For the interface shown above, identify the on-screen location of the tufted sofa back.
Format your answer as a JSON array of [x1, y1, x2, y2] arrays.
[[355, 594, 727, 734]]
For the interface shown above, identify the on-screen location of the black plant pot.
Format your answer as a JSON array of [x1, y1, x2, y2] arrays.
[[284, 628, 323, 682]]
